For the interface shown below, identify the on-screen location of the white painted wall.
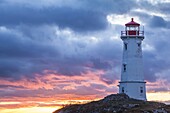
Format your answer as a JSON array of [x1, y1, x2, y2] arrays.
[[119, 36, 147, 101], [119, 82, 146, 100]]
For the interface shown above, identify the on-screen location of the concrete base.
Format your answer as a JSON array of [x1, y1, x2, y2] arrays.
[[119, 81, 147, 101]]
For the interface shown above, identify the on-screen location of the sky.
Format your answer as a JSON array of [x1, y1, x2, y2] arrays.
[[0, 0, 170, 113]]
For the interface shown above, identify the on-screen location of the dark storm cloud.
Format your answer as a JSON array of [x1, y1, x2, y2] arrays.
[[82, 0, 136, 14], [149, 16, 166, 28], [90, 58, 112, 70], [0, 0, 157, 83], [54, 63, 88, 76], [50, 37, 121, 77], [0, 31, 58, 58], [0, 0, 124, 80], [143, 53, 165, 82], [0, 0, 138, 32], [157, 3, 170, 14], [0, 25, 121, 80], [0, 59, 23, 78], [0, 0, 170, 95], [143, 17, 170, 83], [0, 5, 107, 32], [0, 29, 59, 79]]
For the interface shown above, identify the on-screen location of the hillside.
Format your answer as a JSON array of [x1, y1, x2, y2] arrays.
[[53, 93, 170, 113]]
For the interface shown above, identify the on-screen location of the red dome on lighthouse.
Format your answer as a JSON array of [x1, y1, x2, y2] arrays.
[[125, 18, 140, 26]]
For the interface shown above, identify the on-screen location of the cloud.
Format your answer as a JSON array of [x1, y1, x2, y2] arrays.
[[0, 0, 139, 32], [0, 71, 117, 100], [81, 0, 137, 14], [156, 2, 170, 14], [0, 26, 60, 79], [149, 16, 166, 28], [0, 22, 122, 81], [0, 6, 107, 32]]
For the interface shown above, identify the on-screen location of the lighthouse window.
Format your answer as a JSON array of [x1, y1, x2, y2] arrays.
[[138, 43, 141, 47], [123, 64, 126, 72], [140, 87, 143, 93], [130, 26, 135, 30], [122, 87, 124, 93], [124, 43, 127, 50]]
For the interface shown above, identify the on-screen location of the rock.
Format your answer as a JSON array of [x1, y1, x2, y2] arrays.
[[153, 108, 168, 113], [53, 94, 170, 113]]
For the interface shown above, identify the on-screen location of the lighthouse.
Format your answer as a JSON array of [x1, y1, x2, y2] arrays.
[[119, 18, 146, 100]]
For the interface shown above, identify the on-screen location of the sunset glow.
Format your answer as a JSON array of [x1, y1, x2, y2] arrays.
[[1, 91, 170, 113], [0, 107, 60, 113], [147, 92, 170, 103]]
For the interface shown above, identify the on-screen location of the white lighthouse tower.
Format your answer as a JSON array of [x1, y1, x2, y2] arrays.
[[119, 18, 146, 100]]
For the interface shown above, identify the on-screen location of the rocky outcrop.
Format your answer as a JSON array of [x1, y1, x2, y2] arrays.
[[53, 93, 170, 113]]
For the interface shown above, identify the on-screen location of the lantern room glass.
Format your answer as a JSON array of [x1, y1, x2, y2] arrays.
[[126, 26, 139, 31]]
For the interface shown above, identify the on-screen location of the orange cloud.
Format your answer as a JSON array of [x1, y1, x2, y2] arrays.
[[0, 69, 118, 111]]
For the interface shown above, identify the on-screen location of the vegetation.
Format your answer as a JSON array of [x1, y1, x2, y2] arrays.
[[53, 93, 170, 113]]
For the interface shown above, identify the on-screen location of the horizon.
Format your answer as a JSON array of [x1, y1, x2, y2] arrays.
[[1, 0, 170, 113]]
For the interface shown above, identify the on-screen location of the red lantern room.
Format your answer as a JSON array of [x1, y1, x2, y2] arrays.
[[121, 18, 144, 36]]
